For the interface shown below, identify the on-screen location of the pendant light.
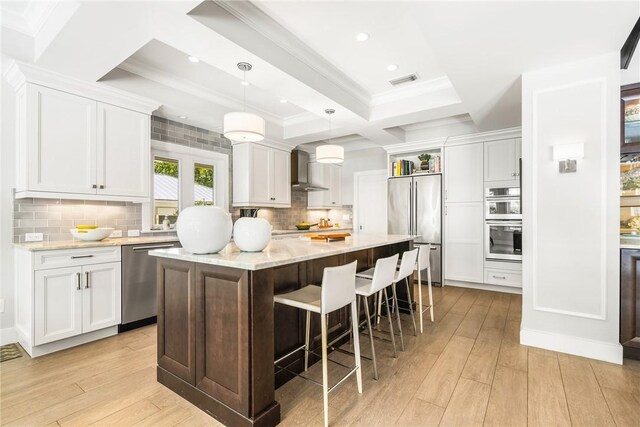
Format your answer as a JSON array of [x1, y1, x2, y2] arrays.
[[223, 62, 265, 142], [316, 109, 344, 164]]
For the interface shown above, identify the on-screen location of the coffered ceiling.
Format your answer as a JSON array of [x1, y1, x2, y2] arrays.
[[2, 0, 638, 152]]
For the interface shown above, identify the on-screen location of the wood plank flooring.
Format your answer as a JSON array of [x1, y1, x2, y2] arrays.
[[2, 286, 640, 426]]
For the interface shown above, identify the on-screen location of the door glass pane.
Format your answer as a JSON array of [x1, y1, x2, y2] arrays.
[[153, 157, 179, 226], [194, 163, 214, 206], [624, 95, 640, 146]]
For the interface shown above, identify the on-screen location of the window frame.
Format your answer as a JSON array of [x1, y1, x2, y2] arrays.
[[143, 140, 229, 231]]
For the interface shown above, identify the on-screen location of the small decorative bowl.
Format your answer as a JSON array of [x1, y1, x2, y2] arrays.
[[70, 227, 114, 241]]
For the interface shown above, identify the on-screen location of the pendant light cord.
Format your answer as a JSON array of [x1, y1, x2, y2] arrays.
[[243, 69, 246, 113]]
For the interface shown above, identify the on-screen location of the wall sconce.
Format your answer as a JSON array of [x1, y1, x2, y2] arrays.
[[552, 143, 584, 174]]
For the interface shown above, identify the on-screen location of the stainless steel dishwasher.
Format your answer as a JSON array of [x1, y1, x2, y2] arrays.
[[119, 240, 180, 332]]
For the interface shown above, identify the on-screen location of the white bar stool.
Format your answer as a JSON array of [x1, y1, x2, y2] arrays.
[[354, 253, 399, 380], [273, 261, 362, 427], [357, 248, 419, 348]]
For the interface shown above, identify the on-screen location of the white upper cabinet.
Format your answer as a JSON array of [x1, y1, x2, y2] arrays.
[[484, 138, 522, 183], [308, 162, 342, 208], [9, 63, 159, 202], [444, 143, 484, 202], [233, 142, 291, 208], [26, 85, 97, 195], [97, 103, 150, 198]]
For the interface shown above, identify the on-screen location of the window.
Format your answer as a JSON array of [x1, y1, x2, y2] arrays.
[[144, 141, 229, 231]]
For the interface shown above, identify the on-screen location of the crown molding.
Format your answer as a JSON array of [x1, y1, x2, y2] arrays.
[[1, 1, 59, 37], [4, 60, 161, 114], [118, 58, 283, 126], [215, 1, 371, 107], [445, 126, 522, 146], [370, 76, 454, 107], [383, 137, 448, 154]]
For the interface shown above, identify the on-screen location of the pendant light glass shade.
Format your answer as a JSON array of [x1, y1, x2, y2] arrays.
[[316, 144, 344, 164], [223, 112, 265, 142]]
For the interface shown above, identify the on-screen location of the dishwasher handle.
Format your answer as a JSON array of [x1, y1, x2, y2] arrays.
[[132, 244, 176, 252]]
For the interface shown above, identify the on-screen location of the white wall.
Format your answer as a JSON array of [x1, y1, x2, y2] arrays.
[[521, 52, 621, 363], [1, 70, 17, 343], [341, 147, 388, 205], [621, 48, 639, 86]]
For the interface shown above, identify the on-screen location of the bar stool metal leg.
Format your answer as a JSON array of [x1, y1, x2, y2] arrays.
[[391, 283, 405, 351], [427, 267, 434, 322], [405, 277, 417, 336], [304, 311, 311, 371], [321, 314, 330, 427], [417, 266, 424, 333], [383, 288, 398, 358], [350, 299, 363, 394], [362, 295, 378, 380]]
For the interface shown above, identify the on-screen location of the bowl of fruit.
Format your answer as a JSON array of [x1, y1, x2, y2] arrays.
[[69, 225, 115, 241], [295, 222, 317, 231]]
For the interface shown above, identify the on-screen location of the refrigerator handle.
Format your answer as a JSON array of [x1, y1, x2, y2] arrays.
[[409, 181, 413, 234], [414, 183, 418, 236]]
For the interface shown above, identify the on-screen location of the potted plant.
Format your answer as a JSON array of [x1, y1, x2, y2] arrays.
[[418, 153, 431, 171]]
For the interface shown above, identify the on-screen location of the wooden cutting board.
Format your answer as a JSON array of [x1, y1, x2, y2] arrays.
[[307, 233, 351, 241]]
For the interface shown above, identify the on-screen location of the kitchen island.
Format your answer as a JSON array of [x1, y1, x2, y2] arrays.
[[150, 234, 415, 427]]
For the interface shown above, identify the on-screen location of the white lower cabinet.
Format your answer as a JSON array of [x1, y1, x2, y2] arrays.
[[444, 202, 484, 283], [16, 247, 122, 356], [34, 266, 83, 345]]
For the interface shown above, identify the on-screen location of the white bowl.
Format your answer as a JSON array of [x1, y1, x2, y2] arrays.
[[70, 228, 114, 241]]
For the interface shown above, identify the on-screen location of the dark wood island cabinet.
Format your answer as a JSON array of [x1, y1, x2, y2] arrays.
[[150, 234, 414, 427], [620, 248, 640, 360]]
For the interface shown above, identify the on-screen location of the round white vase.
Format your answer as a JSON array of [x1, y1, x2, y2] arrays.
[[233, 217, 272, 252], [176, 206, 233, 254]]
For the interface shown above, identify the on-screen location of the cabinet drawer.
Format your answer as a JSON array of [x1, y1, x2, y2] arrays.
[[484, 268, 522, 287], [34, 246, 121, 270]]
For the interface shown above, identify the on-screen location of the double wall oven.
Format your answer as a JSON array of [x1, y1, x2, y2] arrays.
[[485, 186, 522, 262]]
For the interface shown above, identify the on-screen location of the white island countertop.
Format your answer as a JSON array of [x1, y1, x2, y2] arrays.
[[150, 234, 416, 271]]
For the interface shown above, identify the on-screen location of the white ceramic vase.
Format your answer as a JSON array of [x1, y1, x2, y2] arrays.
[[233, 217, 272, 252], [176, 206, 233, 254]]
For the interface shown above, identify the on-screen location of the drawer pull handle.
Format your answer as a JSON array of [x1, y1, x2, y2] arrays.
[[76, 272, 81, 290], [85, 271, 90, 288], [71, 255, 94, 259], [493, 275, 506, 280]]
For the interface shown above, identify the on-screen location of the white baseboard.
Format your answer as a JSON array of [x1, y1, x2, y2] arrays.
[[445, 279, 522, 295], [521, 328, 623, 365], [0, 327, 17, 345]]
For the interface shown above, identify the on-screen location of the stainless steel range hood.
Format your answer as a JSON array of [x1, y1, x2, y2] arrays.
[[291, 149, 328, 191]]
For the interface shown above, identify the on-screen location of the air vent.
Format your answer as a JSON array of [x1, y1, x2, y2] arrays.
[[389, 73, 420, 86]]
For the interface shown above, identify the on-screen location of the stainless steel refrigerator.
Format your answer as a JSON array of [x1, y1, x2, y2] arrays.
[[388, 174, 442, 284]]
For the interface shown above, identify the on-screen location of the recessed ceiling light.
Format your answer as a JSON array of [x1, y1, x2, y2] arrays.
[[387, 64, 399, 71], [178, 115, 188, 119], [355, 32, 369, 42], [188, 56, 199, 63], [280, 99, 287, 103], [241, 81, 250, 86]]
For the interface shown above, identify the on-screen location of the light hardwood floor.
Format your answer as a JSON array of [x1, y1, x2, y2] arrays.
[[2, 286, 639, 426]]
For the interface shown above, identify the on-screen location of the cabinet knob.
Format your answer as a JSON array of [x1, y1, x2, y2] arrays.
[[99, 185, 105, 189], [92, 184, 97, 189]]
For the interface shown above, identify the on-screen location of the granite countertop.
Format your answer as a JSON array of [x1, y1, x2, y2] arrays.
[[150, 234, 415, 271], [14, 234, 179, 251]]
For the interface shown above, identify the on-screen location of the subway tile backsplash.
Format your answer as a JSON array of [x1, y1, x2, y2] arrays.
[[13, 198, 142, 243]]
